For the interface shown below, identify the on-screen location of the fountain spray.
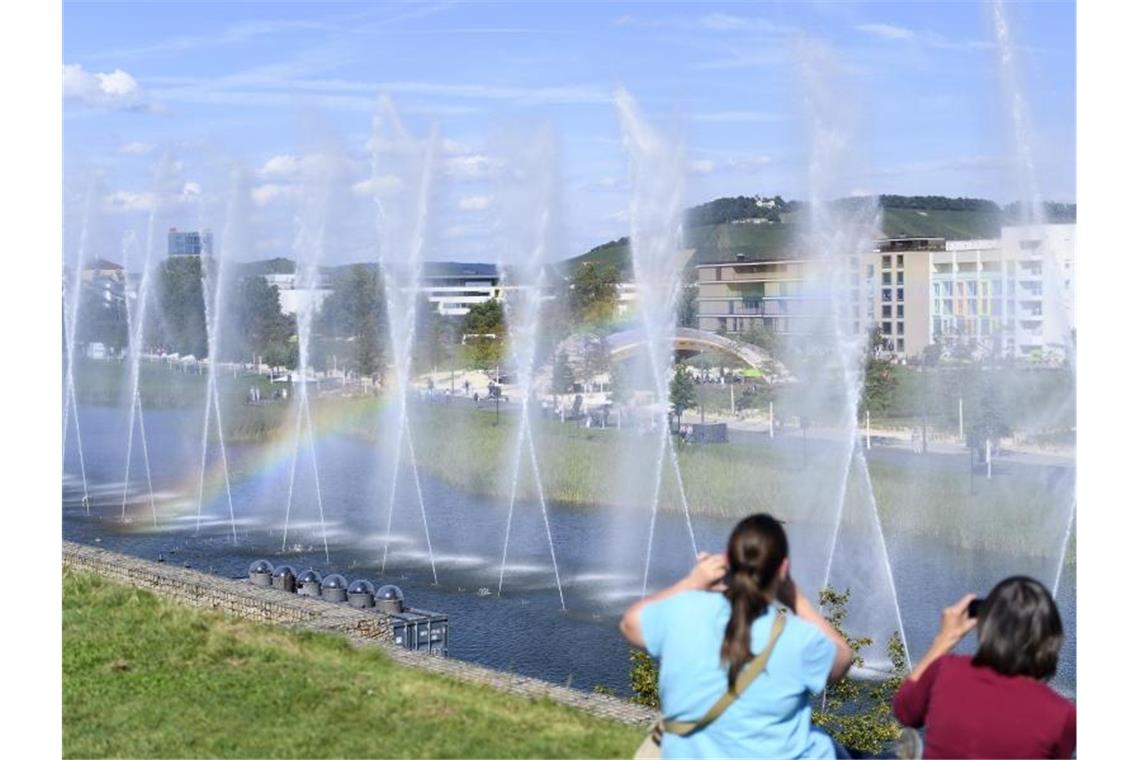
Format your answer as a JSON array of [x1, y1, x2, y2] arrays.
[[494, 126, 566, 610], [371, 97, 438, 584], [281, 149, 335, 564], [613, 87, 699, 597], [992, 0, 1076, 596], [63, 181, 96, 512], [194, 169, 240, 544], [795, 39, 910, 668], [119, 231, 157, 526]]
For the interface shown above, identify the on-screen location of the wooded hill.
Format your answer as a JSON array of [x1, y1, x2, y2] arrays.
[[561, 195, 1076, 275]]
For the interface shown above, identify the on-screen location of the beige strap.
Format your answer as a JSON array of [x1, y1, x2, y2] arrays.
[[661, 609, 787, 737]]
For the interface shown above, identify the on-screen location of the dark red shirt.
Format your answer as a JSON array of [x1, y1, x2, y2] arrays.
[[893, 654, 1075, 758]]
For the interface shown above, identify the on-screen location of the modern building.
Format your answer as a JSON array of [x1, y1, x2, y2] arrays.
[[168, 228, 213, 257], [81, 258, 125, 282], [931, 224, 1075, 360], [419, 262, 501, 316], [261, 271, 334, 317], [695, 223, 1075, 362]]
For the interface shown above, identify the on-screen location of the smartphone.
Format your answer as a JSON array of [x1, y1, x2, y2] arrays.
[[967, 598, 985, 618]]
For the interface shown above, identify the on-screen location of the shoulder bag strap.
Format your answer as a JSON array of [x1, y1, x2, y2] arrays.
[[661, 609, 788, 737]]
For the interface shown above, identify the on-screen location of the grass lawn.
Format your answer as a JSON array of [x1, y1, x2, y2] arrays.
[[63, 570, 644, 758]]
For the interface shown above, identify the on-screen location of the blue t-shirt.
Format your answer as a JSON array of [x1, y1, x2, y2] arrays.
[[639, 591, 837, 759]]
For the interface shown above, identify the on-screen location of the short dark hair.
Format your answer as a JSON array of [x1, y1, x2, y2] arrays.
[[972, 576, 1063, 680]]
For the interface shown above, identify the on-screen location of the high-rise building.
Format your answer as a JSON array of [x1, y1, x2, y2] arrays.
[[168, 228, 213, 257]]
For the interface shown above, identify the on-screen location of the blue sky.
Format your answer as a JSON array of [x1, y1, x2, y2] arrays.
[[63, 1, 1075, 264]]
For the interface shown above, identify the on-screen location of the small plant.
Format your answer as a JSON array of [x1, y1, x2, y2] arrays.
[[629, 648, 660, 708], [593, 684, 617, 697], [811, 586, 907, 756]]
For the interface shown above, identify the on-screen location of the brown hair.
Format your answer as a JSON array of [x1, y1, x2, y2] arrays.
[[720, 514, 788, 691], [972, 576, 1063, 680]]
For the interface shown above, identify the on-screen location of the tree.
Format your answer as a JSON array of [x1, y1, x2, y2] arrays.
[[461, 299, 505, 370], [669, 365, 698, 425], [552, 350, 576, 396], [317, 265, 386, 378], [967, 375, 1012, 459], [77, 279, 127, 355], [581, 334, 611, 386], [150, 256, 207, 357], [416, 303, 460, 373], [568, 262, 620, 327], [860, 328, 898, 417], [677, 275, 699, 329], [609, 359, 632, 405], [228, 275, 296, 368], [740, 322, 782, 357]]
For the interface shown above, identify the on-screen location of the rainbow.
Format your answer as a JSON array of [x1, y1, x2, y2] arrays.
[[158, 394, 396, 526]]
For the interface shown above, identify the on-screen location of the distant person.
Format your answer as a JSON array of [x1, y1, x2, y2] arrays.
[[893, 576, 1075, 759], [620, 514, 854, 758]]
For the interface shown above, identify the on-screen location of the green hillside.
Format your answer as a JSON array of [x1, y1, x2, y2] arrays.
[[560, 194, 1068, 273], [881, 207, 1003, 240]]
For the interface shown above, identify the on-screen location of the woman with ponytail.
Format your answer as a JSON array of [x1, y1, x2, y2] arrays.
[[621, 513, 854, 758]]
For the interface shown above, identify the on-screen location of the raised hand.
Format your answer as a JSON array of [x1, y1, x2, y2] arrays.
[[685, 551, 729, 591], [936, 594, 979, 648]]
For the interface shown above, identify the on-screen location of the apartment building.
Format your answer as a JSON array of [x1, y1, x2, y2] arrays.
[[695, 223, 1074, 361]]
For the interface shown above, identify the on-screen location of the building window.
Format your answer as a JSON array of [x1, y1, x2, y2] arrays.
[[896, 287, 905, 301], [897, 338, 905, 352], [882, 255, 891, 269], [897, 321, 904, 335], [715, 268, 722, 281], [896, 254, 904, 268], [896, 271, 904, 285], [897, 304, 905, 318], [882, 321, 892, 335], [882, 288, 892, 302], [882, 304, 892, 318], [882, 271, 892, 286], [866, 265, 874, 279]]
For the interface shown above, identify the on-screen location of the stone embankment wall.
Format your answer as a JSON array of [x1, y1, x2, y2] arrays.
[[62, 541, 655, 727]]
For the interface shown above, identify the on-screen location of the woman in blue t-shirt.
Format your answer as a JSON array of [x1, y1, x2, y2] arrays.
[[620, 513, 854, 759]]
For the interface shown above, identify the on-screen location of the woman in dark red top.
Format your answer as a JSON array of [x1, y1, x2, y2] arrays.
[[893, 576, 1076, 759]]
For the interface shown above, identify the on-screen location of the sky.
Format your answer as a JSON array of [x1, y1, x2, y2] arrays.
[[62, 1, 1076, 265]]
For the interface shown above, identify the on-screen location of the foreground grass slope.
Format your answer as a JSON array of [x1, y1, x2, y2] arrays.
[[63, 571, 642, 759]]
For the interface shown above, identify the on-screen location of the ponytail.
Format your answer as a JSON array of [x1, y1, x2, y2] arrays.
[[720, 514, 788, 691]]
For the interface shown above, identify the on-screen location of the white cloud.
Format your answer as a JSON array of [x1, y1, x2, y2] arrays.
[[692, 111, 787, 124], [445, 154, 503, 180], [458, 195, 493, 211], [726, 154, 772, 172], [103, 191, 154, 213], [688, 159, 716, 175], [351, 175, 402, 197], [855, 23, 916, 41], [597, 176, 620, 189], [64, 64, 150, 110], [117, 141, 155, 156], [250, 183, 299, 207], [102, 182, 202, 214], [875, 155, 1011, 177], [260, 154, 301, 179], [698, 14, 796, 36]]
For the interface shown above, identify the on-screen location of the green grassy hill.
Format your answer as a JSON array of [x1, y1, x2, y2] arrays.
[[880, 207, 1003, 239], [63, 570, 643, 758], [560, 195, 1052, 273]]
